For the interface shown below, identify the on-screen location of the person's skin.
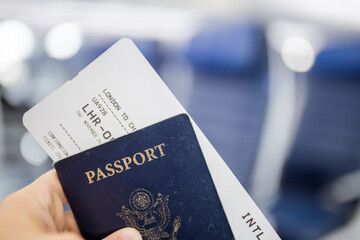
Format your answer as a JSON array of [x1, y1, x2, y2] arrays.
[[0, 169, 142, 240]]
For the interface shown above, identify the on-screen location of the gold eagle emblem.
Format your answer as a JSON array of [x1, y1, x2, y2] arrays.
[[117, 189, 181, 240]]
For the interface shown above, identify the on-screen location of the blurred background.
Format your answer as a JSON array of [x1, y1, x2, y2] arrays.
[[0, 0, 359, 239]]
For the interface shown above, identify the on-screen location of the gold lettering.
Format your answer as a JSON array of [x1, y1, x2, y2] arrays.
[[84, 143, 167, 184], [97, 168, 108, 181], [114, 160, 124, 173], [133, 152, 146, 165], [144, 148, 158, 161], [85, 171, 95, 184], [121, 157, 132, 170], [154, 143, 166, 157], [105, 163, 115, 176]]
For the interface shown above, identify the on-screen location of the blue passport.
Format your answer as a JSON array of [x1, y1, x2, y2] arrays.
[[55, 114, 234, 240]]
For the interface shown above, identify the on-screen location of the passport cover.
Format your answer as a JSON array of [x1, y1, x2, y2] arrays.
[[55, 114, 234, 240]]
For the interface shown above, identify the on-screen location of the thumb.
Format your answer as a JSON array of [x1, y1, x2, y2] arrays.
[[103, 228, 142, 240], [40, 233, 84, 240]]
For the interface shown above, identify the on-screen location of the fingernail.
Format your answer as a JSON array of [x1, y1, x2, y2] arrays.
[[116, 228, 142, 240]]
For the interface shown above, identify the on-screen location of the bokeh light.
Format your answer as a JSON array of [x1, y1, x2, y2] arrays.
[[281, 36, 315, 72], [0, 20, 35, 73], [44, 22, 83, 60], [20, 131, 48, 166], [0, 61, 30, 87]]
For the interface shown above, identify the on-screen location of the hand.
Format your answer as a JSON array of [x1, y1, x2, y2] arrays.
[[0, 169, 142, 240]]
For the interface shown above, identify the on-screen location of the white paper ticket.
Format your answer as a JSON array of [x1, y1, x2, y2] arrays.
[[23, 38, 280, 240]]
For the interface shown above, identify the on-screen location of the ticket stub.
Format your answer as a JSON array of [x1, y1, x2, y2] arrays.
[[23, 38, 279, 239]]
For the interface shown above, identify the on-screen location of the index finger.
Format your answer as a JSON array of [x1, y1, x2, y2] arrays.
[[30, 168, 69, 206]]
